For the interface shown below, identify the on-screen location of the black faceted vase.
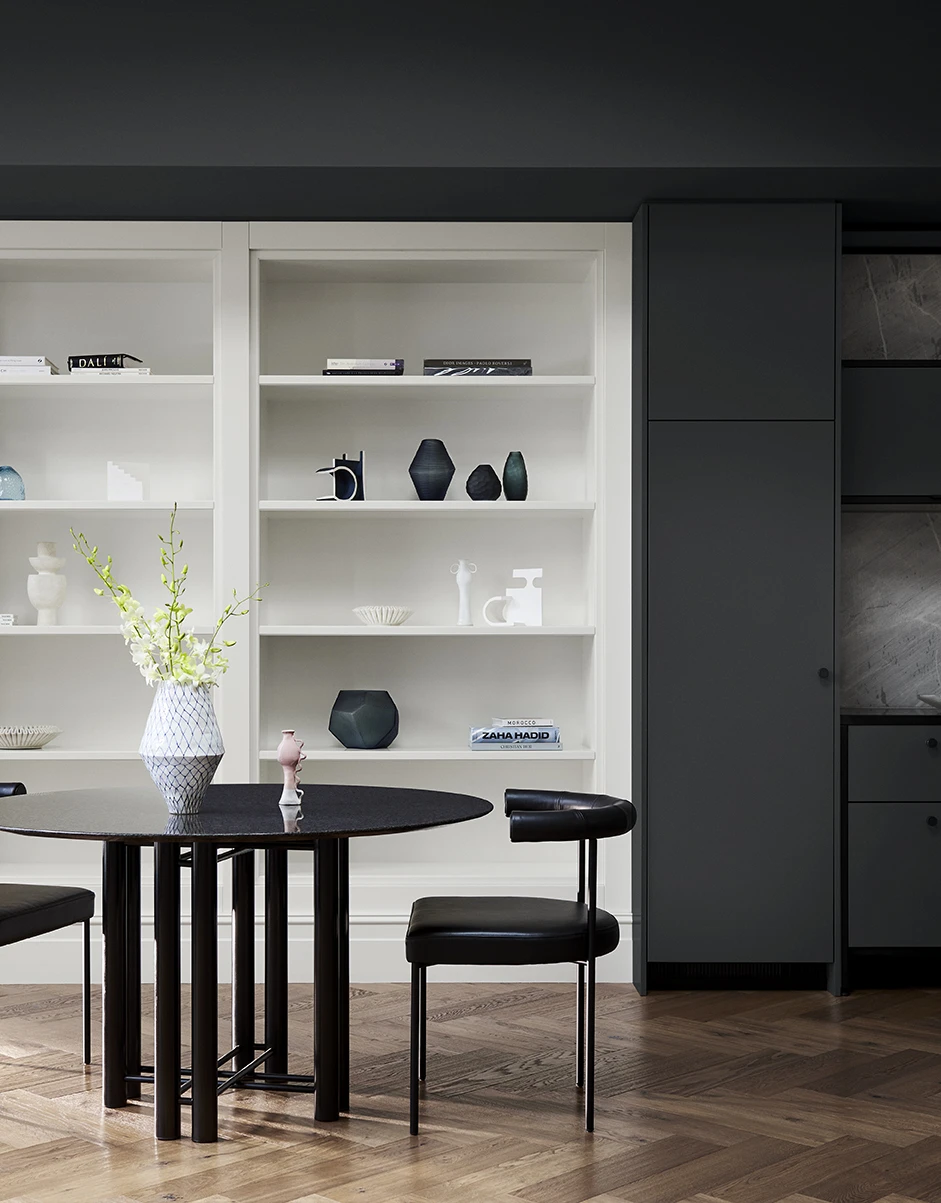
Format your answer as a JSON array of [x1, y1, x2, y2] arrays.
[[502, 451, 528, 501], [409, 438, 455, 501], [466, 463, 502, 501], [329, 690, 399, 749]]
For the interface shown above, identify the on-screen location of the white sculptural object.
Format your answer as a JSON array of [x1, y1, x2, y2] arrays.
[[450, 559, 477, 626], [27, 541, 67, 626], [483, 568, 543, 627], [276, 729, 306, 828]]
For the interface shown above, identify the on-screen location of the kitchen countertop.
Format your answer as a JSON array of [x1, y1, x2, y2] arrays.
[[841, 708, 941, 724]]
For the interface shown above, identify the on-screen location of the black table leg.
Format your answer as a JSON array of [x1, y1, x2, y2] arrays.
[[191, 843, 218, 1143], [154, 843, 181, 1140], [265, 848, 288, 1076], [314, 837, 340, 1121], [232, 850, 255, 1075], [102, 842, 128, 1109], [124, 845, 142, 1099], [338, 837, 350, 1112]]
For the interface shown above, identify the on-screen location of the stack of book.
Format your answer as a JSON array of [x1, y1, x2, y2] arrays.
[[0, 356, 60, 376], [68, 354, 151, 375], [423, 358, 532, 376], [469, 717, 562, 751], [322, 358, 404, 376]]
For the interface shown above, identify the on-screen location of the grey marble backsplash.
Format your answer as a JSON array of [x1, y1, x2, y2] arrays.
[[843, 254, 941, 359], [842, 511, 941, 708]]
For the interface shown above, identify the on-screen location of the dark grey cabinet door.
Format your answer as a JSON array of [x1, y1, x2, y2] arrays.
[[647, 204, 838, 420], [647, 421, 835, 962], [849, 803, 941, 946], [843, 365, 941, 496]]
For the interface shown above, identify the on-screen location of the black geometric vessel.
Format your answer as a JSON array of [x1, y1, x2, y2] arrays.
[[409, 438, 455, 501], [329, 690, 399, 749], [466, 463, 502, 501], [502, 451, 528, 501]]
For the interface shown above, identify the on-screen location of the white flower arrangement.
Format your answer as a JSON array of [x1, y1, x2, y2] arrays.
[[72, 504, 265, 687]]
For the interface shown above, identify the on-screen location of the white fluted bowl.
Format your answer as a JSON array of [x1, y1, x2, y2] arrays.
[[353, 606, 413, 627], [0, 725, 61, 750]]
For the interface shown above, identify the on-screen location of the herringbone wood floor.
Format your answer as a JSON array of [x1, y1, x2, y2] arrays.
[[2, 983, 941, 1202]]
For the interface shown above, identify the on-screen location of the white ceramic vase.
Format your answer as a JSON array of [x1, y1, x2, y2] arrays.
[[27, 541, 66, 626], [139, 682, 225, 815]]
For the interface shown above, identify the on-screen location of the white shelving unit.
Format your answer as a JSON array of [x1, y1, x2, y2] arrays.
[[0, 221, 631, 985]]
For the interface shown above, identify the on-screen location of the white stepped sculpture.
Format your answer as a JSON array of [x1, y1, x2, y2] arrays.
[[27, 542, 67, 626], [107, 461, 149, 501]]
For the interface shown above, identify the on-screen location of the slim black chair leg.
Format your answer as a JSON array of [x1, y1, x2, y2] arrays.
[[586, 955, 596, 1132], [409, 964, 421, 1135], [576, 962, 585, 1088], [82, 918, 92, 1066], [418, 965, 427, 1082]]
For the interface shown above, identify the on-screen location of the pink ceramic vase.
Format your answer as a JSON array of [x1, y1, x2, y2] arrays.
[[276, 729, 306, 793]]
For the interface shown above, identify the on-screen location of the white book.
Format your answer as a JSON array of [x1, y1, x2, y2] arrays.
[[0, 365, 58, 374], [471, 742, 564, 751], [326, 358, 403, 370], [490, 717, 555, 727], [68, 367, 152, 375], [0, 356, 57, 367]]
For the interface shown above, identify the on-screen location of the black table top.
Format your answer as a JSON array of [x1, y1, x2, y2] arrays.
[[0, 783, 493, 844]]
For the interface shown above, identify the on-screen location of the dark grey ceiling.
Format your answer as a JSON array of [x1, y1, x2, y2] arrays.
[[6, 0, 941, 223]]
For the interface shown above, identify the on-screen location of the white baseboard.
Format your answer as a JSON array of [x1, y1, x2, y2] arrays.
[[0, 861, 634, 984]]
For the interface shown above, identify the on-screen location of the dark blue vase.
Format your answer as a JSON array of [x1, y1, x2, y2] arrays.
[[502, 451, 528, 501], [409, 439, 455, 501], [329, 690, 399, 749]]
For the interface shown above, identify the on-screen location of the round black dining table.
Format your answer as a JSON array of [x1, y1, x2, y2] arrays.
[[0, 782, 492, 1142]]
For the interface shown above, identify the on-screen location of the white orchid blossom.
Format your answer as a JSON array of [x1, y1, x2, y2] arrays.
[[72, 504, 265, 687]]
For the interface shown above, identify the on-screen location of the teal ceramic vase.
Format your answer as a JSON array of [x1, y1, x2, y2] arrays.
[[502, 451, 528, 501]]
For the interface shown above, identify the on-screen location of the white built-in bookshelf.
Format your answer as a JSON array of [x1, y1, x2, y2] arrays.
[[0, 222, 631, 984]]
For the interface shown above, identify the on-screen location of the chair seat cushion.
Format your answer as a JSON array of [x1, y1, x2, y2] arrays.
[[405, 896, 620, 966], [0, 884, 95, 947]]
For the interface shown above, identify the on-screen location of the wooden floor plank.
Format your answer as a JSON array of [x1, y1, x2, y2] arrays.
[[3, 984, 941, 1203]]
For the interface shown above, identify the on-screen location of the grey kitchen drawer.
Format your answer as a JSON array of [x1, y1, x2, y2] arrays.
[[848, 726, 941, 802], [849, 803, 941, 946]]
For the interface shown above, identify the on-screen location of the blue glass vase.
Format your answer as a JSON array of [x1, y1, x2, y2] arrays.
[[0, 466, 24, 500]]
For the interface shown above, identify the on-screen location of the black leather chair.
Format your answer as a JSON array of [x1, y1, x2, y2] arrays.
[[0, 783, 95, 1064], [405, 789, 636, 1133]]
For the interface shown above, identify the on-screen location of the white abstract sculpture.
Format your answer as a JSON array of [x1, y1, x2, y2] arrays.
[[483, 568, 543, 627], [27, 542, 67, 626], [107, 461, 149, 501], [450, 559, 477, 626]]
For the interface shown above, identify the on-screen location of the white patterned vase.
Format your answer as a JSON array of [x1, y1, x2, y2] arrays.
[[139, 682, 224, 815]]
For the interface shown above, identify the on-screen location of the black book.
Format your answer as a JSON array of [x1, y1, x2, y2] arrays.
[[423, 358, 531, 368], [68, 353, 143, 370]]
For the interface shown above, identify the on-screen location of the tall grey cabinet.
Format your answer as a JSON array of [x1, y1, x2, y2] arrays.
[[634, 203, 841, 993]]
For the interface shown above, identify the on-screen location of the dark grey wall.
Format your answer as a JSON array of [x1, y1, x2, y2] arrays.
[[6, 1, 941, 219]]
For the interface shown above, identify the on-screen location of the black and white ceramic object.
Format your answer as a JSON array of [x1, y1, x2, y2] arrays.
[[466, 464, 502, 501], [329, 690, 399, 749], [316, 451, 365, 501], [502, 451, 528, 501], [409, 439, 455, 501]]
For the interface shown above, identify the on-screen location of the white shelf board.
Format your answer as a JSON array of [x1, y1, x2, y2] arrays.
[[259, 747, 595, 762], [0, 375, 213, 388], [260, 374, 594, 389], [260, 500, 594, 514], [0, 625, 213, 635], [0, 749, 139, 761], [0, 500, 214, 512], [260, 625, 594, 637]]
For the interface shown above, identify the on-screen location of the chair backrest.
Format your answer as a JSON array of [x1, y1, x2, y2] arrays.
[[505, 790, 635, 843], [0, 783, 26, 797], [504, 790, 636, 956]]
